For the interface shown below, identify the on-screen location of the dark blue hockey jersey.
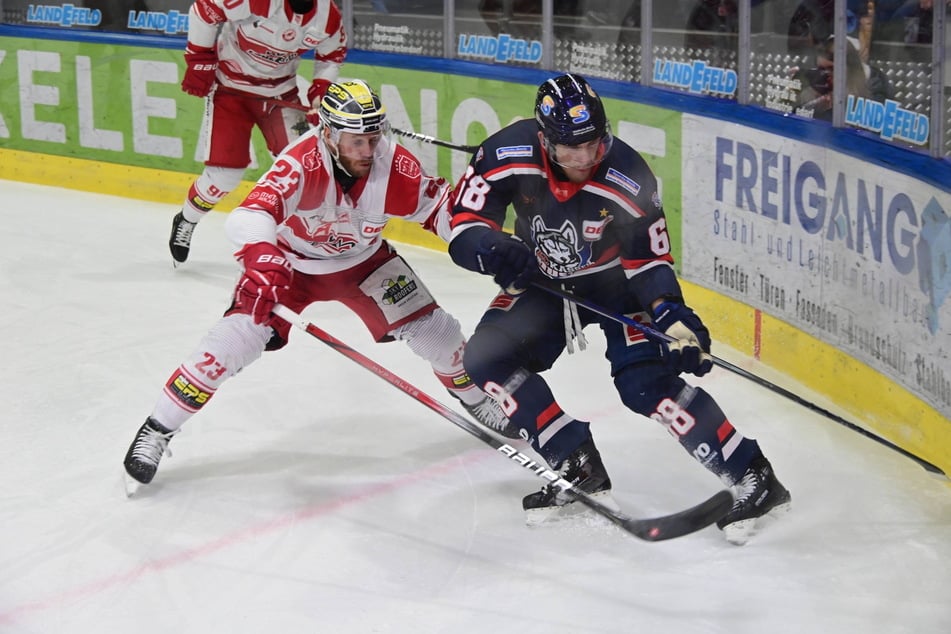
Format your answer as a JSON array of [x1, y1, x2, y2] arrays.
[[449, 118, 682, 311]]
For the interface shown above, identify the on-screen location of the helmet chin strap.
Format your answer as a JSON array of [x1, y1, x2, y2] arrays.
[[321, 126, 356, 177], [332, 153, 355, 178]]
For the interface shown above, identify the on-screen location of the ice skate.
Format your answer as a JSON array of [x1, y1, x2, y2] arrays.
[[169, 211, 196, 266], [717, 454, 791, 545], [462, 395, 520, 439], [523, 438, 615, 525], [123, 417, 178, 496]]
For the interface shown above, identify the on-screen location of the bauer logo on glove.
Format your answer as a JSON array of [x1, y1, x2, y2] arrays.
[[181, 44, 218, 98], [235, 242, 294, 325]]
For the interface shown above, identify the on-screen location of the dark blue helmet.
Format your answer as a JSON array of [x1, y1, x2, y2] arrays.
[[534, 73, 610, 146]]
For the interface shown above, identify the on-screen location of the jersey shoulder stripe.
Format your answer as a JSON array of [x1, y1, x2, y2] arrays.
[[582, 180, 646, 218], [484, 162, 546, 181]]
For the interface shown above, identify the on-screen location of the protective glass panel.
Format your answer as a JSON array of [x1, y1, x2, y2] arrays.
[[1, 0, 191, 35], [749, 0, 827, 118], [455, 0, 544, 68], [650, 0, 739, 100], [946, 3, 951, 157], [550, 3, 642, 83], [752, 0, 937, 153], [866, 1, 941, 153], [353, 0, 446, 57]]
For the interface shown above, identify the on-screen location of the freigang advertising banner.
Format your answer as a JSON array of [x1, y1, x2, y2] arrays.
[[681, 114, 951, 420]]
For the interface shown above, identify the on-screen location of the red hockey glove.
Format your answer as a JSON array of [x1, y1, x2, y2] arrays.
[[307, 79, 331, 106], [181, 44, 218, 97], [475, 232, 538, 292], [305, 79, 331, 126], [652, 301, 714, 377], [235, 242, 293, 325]]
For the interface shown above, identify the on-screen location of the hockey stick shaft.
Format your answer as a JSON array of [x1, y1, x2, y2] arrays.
[[389, 128, 479, 153], [272, 303, 733, 541], [532, 283, 945, 476]]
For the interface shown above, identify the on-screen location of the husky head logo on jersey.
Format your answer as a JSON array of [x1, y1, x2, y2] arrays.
[[531, 216, 589, 277]]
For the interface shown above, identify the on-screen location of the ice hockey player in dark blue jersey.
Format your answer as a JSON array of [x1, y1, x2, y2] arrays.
[[448, 73, 791, 544]]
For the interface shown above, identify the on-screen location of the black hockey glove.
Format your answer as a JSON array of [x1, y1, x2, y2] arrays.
[[475, 232, 538, 292], [652, 301, 714, 377]]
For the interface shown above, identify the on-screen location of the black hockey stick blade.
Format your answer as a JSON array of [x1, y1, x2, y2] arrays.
[[273, 304, 733, 542], [611, 490, 734, 541], [553, 477, 733, 541]]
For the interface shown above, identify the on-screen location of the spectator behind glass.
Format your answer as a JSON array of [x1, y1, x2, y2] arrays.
[[684, 0, 738, 50], [877, 0, 946, 43], [477, 0, 585, 39], [792, 35, 890, 121], [787, 0, 871, 53]]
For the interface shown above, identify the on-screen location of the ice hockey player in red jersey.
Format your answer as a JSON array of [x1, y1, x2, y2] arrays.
[[125, 80, 515, 493], [447, 73, 791, 544], [169, 0, 348, 266]]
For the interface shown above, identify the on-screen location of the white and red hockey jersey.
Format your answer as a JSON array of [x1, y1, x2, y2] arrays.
[[228, 132, 453, 275], [187, 0, 347, 98]]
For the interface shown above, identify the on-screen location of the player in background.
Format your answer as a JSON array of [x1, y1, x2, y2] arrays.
[[169, 0, 347, 266], [447, 73, 790, 544], [124, 80, 515, 493]]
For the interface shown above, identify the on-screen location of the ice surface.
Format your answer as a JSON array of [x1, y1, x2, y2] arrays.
[[1, 181, 948, 634]]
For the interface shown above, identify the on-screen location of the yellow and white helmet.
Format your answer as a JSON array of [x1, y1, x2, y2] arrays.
[[318, 80, 388, 135]]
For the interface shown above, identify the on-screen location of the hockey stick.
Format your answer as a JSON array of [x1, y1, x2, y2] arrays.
[[532, 282, 946, 477], [214, 87, 477, 153], [389, 128, 479, 153], [272, 303, 734, 542]]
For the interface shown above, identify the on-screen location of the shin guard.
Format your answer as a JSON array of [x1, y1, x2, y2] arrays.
[[651, 384, 759, 483]]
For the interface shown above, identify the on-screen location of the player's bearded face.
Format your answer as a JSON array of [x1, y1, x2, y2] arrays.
[[332, 131, 386, 177]]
